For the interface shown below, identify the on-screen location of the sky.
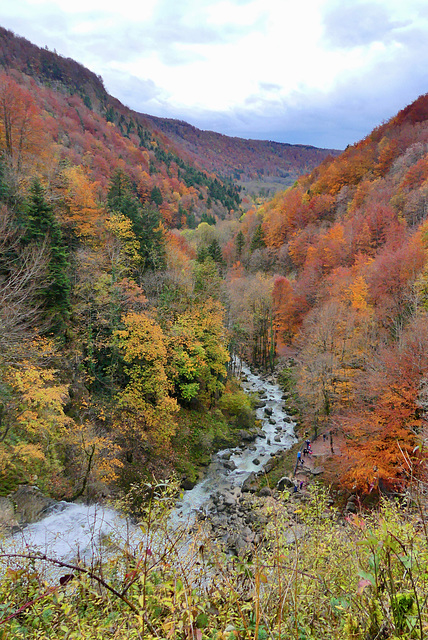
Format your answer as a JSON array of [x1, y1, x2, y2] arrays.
[[1, 0, 428, 150]]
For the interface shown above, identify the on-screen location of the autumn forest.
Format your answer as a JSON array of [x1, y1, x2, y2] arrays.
[[1, 23, 428, 509]]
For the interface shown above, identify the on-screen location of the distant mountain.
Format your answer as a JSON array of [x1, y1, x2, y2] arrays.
[[0, 25, 339, 201], [139, 114, 340, 187]]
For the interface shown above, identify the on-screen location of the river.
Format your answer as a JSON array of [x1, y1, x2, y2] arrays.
[[4, 363, 296, 568]]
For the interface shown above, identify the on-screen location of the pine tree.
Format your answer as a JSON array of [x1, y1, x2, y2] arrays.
[[235, 230, 245, 257], [250, 223, 266, 252], [23, 178, 70, 333], [107, 171, 166, 271]]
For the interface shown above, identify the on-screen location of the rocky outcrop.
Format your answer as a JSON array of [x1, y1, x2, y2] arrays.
[[10, 485, 56, 526], [0, 485, 58, 532], [0, 496, 18, 531], [196, 481, 315, 557]]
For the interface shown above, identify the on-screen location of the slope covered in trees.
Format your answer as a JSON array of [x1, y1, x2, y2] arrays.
[[215, 93, 428, 494], [142, 115, 339, 189], [0, 66, 247, 500], [0, 26, 338, 199]]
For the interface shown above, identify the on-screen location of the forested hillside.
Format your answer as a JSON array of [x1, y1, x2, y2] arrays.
[[0, 63, 239, 499], [0, 26, 337, 202], [142, 114, 339, 192], [216, 93, 428, 494]]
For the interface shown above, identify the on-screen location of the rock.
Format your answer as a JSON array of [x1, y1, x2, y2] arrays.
[[11, 485, 56, 525], [284, 525, 306, 545], [268, 418, 276, 425], [253, 458, 261, 465], [311, 466, 325, 476], [253, 400, 266, 408], [345, 501, 358, 513], [242, 526, 255, 542], [258, 487, 272, 497], [242, 472, 258, 493], [0, 497, 18, 529], [263, 459, 276, 473], [277, 476, 295, 491], [264, 407, 273, 416], [223, 460, 237, 471], [228, 531, 253, 557], [181, 478, 197, 490], [274, 435, 281, 442], [223, 493, 236, 507], [238, 430, 257, 442]]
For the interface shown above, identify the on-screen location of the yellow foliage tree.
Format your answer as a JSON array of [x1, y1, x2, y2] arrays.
[[114, 312, 178, 453]]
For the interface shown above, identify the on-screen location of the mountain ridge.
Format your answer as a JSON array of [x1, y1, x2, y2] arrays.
[[0, 25, 339, 194]]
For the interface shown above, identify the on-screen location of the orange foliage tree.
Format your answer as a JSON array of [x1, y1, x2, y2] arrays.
[[340, 314, 428, 492], [0, 73, 48, 175]]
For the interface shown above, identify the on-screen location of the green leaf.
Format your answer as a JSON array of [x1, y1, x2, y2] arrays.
[[195, 612, 209, 629], [357, 570, 375, 586]]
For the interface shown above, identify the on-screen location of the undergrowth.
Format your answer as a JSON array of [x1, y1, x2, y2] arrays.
[[1, 481, 428, 639]]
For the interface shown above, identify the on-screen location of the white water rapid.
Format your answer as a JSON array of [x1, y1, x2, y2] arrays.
[[174, 362, 296, 521], [4, 363, 296, 569]]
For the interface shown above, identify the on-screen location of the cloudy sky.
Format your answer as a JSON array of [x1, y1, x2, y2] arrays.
[[2, 0, 428, 149]]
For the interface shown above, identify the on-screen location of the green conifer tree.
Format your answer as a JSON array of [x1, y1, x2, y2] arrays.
[[24, 179, 71, 333]]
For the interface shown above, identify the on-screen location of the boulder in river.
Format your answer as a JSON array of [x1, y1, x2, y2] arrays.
[[241, 472, 259, 493], [181, 477, 197, 490], [223, 459, 237, 471], [237, 429, 258, 442]]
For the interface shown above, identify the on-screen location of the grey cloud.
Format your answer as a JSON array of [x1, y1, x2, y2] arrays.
[[259, 82, 282, 92], [102, 71, 171, 114], [322, 2, 408, 49]]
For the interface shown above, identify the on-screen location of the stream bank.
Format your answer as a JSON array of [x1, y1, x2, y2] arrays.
[[0, 362, 340, 560]]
